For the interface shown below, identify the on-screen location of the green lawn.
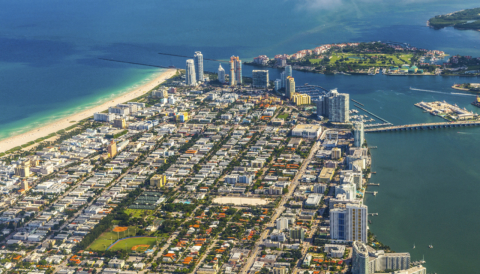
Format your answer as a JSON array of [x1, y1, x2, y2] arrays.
[[108, 237, 157, 252], [88, 226, 139, 251], [326, 53, 413, 67], [277, 113, 289, 119], [124, 208, 153, 218]]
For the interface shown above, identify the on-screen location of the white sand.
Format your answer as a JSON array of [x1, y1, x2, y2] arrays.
[[0, 69, 177, 154], [213, 197, 269, 206]]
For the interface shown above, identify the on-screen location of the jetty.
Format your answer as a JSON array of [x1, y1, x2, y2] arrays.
[[365, 121, 480, 133], [354, 105, 391, 123], [365, 191, 378, 196], [351, 99, 364, 106], [367, 183, 380, 186]]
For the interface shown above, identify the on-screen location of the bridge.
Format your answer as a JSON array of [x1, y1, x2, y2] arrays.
[[365, 121, 480, 133]]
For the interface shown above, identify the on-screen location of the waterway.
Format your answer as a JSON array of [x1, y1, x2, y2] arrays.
[[1, 0, 480, 273]]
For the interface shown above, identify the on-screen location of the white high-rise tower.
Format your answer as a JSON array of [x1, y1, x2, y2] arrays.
[[218, 64, 225, 83], [186, 59, 196, 86], [194, 51, 204, 82]]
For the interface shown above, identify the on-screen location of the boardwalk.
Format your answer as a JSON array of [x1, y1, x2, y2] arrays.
[[365, 121, 480, 132]]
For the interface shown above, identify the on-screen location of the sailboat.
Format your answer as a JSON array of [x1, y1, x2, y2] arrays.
[[413, 243, 415, 249], [429, 244, 433, 248]]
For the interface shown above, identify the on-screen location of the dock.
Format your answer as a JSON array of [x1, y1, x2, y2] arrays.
[[351, 99, 364, 106], [354, 105, 391, 123], [365, 191, 378, 196], [368, 213, 379, 216], [368, 146, 377, 149], [367, 183, 380, 186]]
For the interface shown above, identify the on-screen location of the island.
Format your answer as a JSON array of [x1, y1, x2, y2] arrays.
[[246, 41, 448, 75], [428, 7, 480, 30]]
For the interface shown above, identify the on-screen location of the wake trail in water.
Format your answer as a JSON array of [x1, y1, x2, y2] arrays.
[[410, 87, 476, 97], [451, 92, 477, 97]]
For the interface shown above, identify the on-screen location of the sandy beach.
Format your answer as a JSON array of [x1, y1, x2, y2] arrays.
[[0, 68, 177, 154]]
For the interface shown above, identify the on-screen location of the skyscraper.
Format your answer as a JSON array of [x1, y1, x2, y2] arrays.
[[353, 122, 364, 147], [194, 51, 204, 82], [285, 65, 292, 77], [280, 71, 286, 88], [285, 76, 295, 99], [108, 140, 117, 158], [317, 89, 349, 123], [218, 64, 225, 83], [186, 59, 196, 86], [352, 241, 370, 274], [289, 227, 305, 242], [276, 218, 289, 231], [274, 79, 282, 91], [330, 203, 368, 243], [230, 56, 242, 85], [229, 57, 236, 86], [252, 70, 269, 88]]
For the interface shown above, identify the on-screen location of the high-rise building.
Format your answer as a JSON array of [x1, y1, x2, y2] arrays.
[[317, 89, 349, 122], [186, 59, 196, 86], [229, 56, 242, 85], [151, 174, 167, 188], [285, 76, 295, 99], [329, 90, 349, 123], [218, 64, 225, 83], [21, 180, 29, 191], [194, 51, 204, 82], [108, 140, 117, 158], [113, 118, 126, 129], [276, 217, 289, 231], [332, 147, 342, 159], [354, 122, 364, 147], [229, 58, 236, 86], [285, 65, 292, 77], [352, 241, 370, 274], [289, 227, 305, 242], [15, 166, 30, 178], [352, 241, 413, 274], [330, 203, 368, 243], [280, 71, 286, 88], [274, 79, 282, 91], [292, 94, 311, 105], [252, 70, 269, 88]]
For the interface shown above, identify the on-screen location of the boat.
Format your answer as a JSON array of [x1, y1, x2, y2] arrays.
[[472, 96, 480, 108], [413, 243, 415, 249], [368, 220, 372, 224], [429, 245, 433, 248]]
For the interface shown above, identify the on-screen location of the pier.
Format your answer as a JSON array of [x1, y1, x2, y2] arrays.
[[368, 213, 379, 216], [351, 99, 364, 106], [367, 183, 380, 186], [368, 146, 377, 149], [365, 191, 378, 196], [365, 121, 480, 133], [354, 105, 391, 123]]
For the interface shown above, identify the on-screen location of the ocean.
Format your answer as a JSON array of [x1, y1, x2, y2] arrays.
[[1, 0, 479, 272]]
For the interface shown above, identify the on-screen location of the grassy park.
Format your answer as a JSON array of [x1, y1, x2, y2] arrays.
[[88, 226, 140, 251], [108, 237, 157, 252], [310, 53, 413, 67]]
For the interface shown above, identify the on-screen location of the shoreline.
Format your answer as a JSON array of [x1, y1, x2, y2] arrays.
[[0, 68, 177, 154]]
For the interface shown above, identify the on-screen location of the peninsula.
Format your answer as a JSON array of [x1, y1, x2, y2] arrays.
[[428, 7, 480, 30]]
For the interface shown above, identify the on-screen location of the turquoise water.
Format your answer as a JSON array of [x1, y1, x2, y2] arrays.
[[1, 0, 480, 272]]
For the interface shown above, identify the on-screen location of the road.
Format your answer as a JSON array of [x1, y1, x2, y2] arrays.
[[240, 135, 322, 274]]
